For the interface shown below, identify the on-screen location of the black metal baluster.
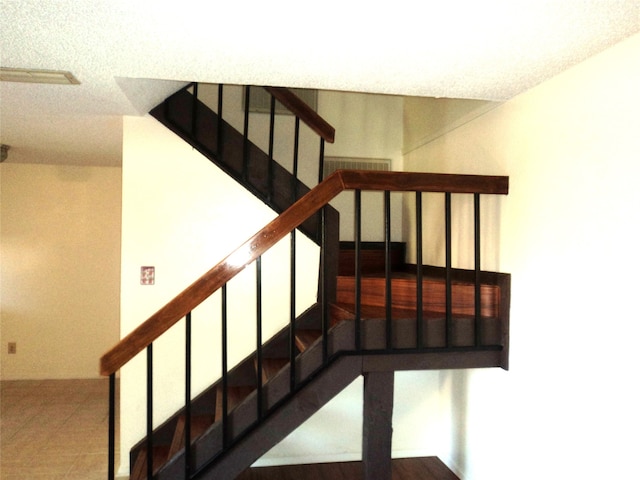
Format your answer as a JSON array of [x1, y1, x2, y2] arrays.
[[268, 95, 276, 203], [321, 206, 328, 364], [146, 343, 153, 480], [289, 118, 300, 392], [217, 84, 224, 158], [355, 189, 362, 351], [185, 312, 192, 478], [292, 116, 300, 201], [256, 257, 263, 419], [316, 139, 326, 245], [416, 192, 424, 349], [242, 86, 251, 182], [108, 373, 116, 480], [290, 228, 297, 392], [191, 83, 198, 136], [318, 138, 325, 184], [445, 193, 453, 348], [474, 193, 482, 346], [221, 284, 229, 448], [384, 190, 392, 350]]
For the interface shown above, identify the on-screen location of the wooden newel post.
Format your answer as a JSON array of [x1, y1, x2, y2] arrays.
[[362, 371, 395, 480]]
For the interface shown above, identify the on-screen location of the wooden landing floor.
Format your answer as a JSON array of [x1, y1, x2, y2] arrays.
[[237, 456, 460, 479]]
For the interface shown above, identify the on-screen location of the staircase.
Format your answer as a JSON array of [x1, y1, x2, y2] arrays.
[[100, 84, 510, 480]]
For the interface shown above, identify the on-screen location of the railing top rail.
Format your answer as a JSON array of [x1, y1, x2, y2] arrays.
[[99, 171, 508, 376], [339, 170, 508, 195], [263, 86, 335, 144]]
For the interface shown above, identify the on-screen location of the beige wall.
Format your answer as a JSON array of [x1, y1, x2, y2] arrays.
[[404, 32, 640, 479], [0, 163, 121, 379]]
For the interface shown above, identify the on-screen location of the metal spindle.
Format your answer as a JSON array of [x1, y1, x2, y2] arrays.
[[474, 193, 482, 346], [290, 117, 300, 392], [242, 86, 251, 181], [108, 373, 116, 480], [290, 229, 297, 392], [217, 84, 224, 157], [268, 95, 276, 202], [146, 344, 153, 480], [384, 190, 392, 350], [256, 257, 263, 419], [316, 139, 326, 245], [416, 192, 424, 349], [321, 206, 328, 364], [445, 193, 453, 347], [191, 83, 198, 136], [318, 138, 325, 184], [221, 284, 229, 448], [292, 117, 300, 201], [185, 312, 192, 478], [355, 190, 362, 351]]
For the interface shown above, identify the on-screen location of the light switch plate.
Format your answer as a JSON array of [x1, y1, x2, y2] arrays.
[[141, 266, 155, 285]]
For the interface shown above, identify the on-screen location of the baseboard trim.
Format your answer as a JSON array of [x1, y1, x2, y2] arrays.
[[253, 449, 436, 468]]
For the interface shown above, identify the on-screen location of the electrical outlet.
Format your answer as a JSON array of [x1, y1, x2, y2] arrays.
[[8, 342, 17, 354]]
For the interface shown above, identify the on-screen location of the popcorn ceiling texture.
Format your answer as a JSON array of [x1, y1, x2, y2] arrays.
[[1, 0, 639, 165]]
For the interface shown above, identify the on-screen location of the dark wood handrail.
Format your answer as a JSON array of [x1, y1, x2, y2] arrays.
[[263, 86, 335, 144], [99, 171, 508, 376]]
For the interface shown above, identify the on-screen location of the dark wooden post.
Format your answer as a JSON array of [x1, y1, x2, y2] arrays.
[[362, 371, 394, 480]]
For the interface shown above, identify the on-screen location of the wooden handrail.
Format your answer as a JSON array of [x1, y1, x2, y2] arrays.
[[263, 86, 335, 144], [99, 171, 508, 376]]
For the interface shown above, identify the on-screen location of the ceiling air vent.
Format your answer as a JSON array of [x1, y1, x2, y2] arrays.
[[323, 156, 391, 178]]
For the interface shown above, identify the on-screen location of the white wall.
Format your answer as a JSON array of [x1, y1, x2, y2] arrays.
[[0, 163, 121, 379], [404, 32, 640, 479]]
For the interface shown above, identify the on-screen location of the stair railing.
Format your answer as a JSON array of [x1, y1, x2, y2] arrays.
[[101, 170, 508, 480], [154, 83, 335, 245]]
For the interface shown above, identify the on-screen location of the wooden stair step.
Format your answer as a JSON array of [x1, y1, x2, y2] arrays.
[[294, 329, 321, 352], [338, 242, 406, 275], [333, 302, 450, 320], [130, 445, 170, 480], [259, 357, 290, 383], [168, 413, 216, 457], [215, 385, 256, 422], [336, 274, 500, 318]]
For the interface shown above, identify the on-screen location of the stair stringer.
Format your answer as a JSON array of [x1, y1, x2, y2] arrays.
[[200, 355, 362, 480], [149, 310, 505, 480], [148, 84, 341, 305], [148, 85, 330, 245], [155, 354, 363, 480]]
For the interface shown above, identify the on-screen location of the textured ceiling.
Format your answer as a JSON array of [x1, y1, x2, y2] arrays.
[[1, 0, 639, 166]]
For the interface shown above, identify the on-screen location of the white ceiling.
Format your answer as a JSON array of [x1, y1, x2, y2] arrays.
[[1, 0, 639, 166]]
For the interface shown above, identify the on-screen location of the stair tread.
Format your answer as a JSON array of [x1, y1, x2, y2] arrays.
[[336, 274, 500, 318], [333, 302, 482, 320], [295, 329, 321, 352], [215, 385, 256, 422], [260, 357, 290, 382], [168, 413, 215, 457], [130, 445, 170, 480]]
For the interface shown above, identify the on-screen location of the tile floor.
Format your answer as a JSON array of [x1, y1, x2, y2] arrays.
[[0, 378, 120, 480]]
